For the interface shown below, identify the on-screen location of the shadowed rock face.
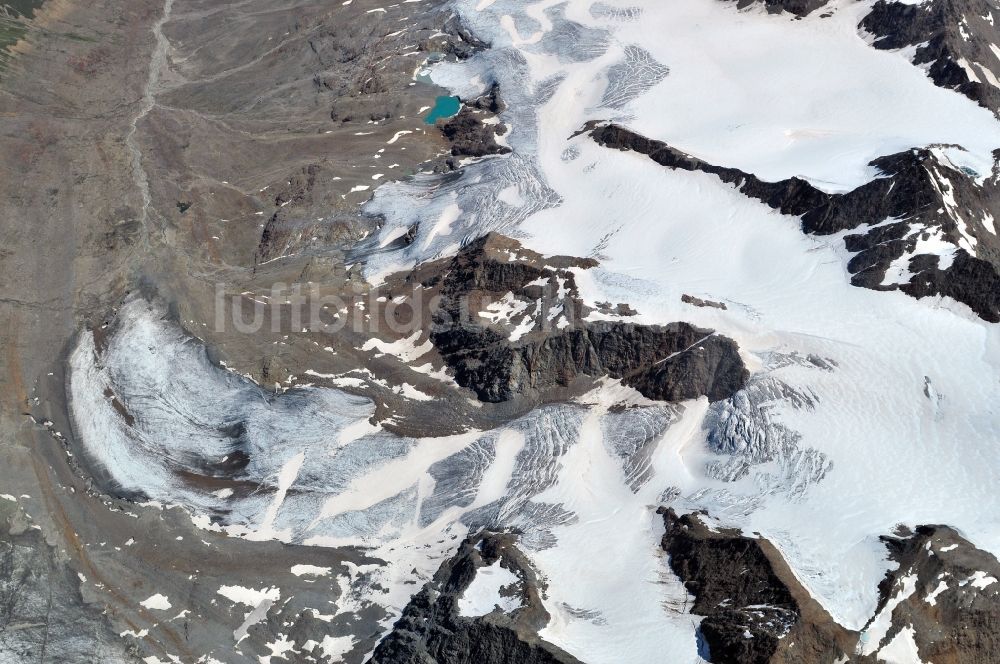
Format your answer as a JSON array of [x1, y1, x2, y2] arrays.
[[590, 122, 1000, 322], [659, 508, 1000, 663], [433, 321, 748, 403], [861, 0, 1000, 118], [426, 234, 749, 403], [438, 83, 512, 163], [370, 532, 582, 664], [730, 0, 831, 16], [865, 525, 1000, 663], [658, 508, 852, 664]]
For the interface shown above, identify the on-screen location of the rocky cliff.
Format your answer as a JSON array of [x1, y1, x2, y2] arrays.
[[659, 508, 1000, 663], [861, 0, 1000, 118], [659, 508, 853, 664], [590, 122, 1000, 322], [370, 532, 583, 664], [425, 234, 749, 403]]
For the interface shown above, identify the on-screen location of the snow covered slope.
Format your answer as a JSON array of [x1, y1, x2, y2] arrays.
[[65, 0, 1000, 662], [362, 0, 1000, 643]]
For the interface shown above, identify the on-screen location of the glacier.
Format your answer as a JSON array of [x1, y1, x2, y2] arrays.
[[62, 0, 1000, 661]]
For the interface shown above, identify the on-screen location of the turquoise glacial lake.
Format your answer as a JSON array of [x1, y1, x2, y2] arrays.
[[424, 96, 461, 124]]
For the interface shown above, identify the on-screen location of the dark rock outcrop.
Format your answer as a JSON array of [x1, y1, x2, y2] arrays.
[[439, 13, 491, 60], [590, 122, 1000, 322], [432, 320, 747, 403], [440, 109, 511, 158], [860, 0, 1000, 118], [862, 525, 1000, 662], [659, 508, 1000, 663], [468, 81, 507, 115], [683, 294, 727, 310], [730, 0, 831, 16], [658, 508, 853, 664], [370, 532, 583, 664], [439, 84, 511, 161], [425, 234, 749, 403]]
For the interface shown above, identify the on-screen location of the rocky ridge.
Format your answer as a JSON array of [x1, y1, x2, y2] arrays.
[[659, 508, 853, 664], [437, 83, 512, 167], [589, 122, 1000, 321], [422, 233, 749, 403], [659, 508, 1000, 663], [860, 524, 1000, 662], [370, 531, 582, 664], [861, 0, 1000, 118]]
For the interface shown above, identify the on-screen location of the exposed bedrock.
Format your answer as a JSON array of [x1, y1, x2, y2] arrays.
[[861, 0, 1000, 117], [439, 109, 510, 159], [865, 524, 1000, 663], [425, 234, 749, 403], [370, 532, 583, 664], [0, 500, 139, 664], [590, 122, 1000, 322], [438, 13, 491, 60], [254, 164, 371, 266], [438, 83, 512, 164], [659, 508, 1000, 663], [728, 0, 831, 16], [432, 322, 748, 403], [658, 508, 853, 664]]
